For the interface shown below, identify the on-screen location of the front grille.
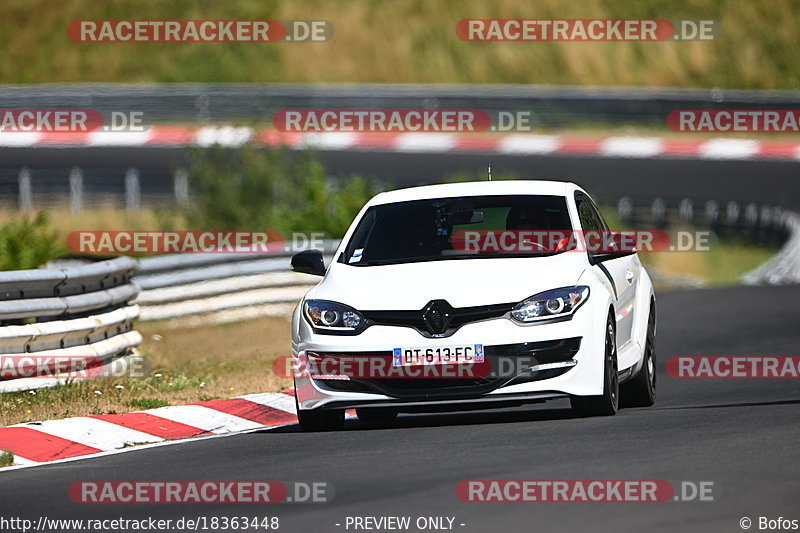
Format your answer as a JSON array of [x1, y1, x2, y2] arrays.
[[362, 301, 515, 337], [312, 337, 581, 399]]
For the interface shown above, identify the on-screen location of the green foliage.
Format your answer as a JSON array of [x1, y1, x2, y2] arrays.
[[0, 451, 13, 467], [0, 212, 65, 270], [184, 145, 374, 237], [126, 398, 171, 409], [1, 0, 799, 89]]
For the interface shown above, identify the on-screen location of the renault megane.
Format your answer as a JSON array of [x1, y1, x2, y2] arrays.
[[290, 180, 656, 431]]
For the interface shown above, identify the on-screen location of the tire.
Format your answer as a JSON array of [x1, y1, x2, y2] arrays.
[[295, 394, 345, 432], [571, 313, 619, 417], [620, 303, 656, 408], [356, 408, 398, 424]]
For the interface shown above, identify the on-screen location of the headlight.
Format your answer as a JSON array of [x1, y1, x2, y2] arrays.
[[511, 286, 590, 323], [303, 299, 366, 334]]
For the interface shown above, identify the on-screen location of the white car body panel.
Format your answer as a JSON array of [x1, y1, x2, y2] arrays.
[[311, 253, 584, 310]]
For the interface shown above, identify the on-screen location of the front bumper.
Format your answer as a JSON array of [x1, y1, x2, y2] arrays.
[[292, 299, 607, 411]]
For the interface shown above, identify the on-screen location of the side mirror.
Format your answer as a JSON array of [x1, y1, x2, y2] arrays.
[[591, 232, 637, 263], [291, 250, 326, 276]]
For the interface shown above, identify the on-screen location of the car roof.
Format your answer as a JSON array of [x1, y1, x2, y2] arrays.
[[367, 180, 584, 206]]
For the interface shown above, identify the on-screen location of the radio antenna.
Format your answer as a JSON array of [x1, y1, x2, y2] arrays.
[[487, 162, 492, 181]]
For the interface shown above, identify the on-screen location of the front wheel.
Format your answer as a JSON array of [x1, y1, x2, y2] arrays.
[[571, 314, 619, 417], [295, 394, 345, 432], [620, 303, 656, 408]]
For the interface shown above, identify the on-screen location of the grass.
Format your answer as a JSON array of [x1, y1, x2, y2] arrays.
[[0, 315, 293, 427], [0, 0, 798, 89], [0, 207, 181, 243], [126, 398, 171, 409], [0, 207, 172, 233], [0, 207, 179, 266], [0, 451, 13, 467], [639, 238, 778, 286], [0, 212, 65, 270], [702, 240, 779, 284]]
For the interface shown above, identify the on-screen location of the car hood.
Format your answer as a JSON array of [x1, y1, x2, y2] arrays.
[[309, 253, 586, 310]]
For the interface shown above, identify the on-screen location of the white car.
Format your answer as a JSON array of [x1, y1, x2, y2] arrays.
[[290, 180, 656, 431]]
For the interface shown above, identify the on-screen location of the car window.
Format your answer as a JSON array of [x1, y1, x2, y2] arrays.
[[587, 198, 610, 231], [343, 194, 572, 266], [577, 197, 604, 232]]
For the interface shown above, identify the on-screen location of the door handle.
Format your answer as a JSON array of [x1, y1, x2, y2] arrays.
[[625, 270, 634, 283]]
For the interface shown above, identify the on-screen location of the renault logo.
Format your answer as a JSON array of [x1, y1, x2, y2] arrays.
[[422, 300, 452, 335]]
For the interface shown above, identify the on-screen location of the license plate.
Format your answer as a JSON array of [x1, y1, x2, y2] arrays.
[[392, 344, 484, 367]]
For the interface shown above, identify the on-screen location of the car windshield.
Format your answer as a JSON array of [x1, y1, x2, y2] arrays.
[[342, 194, 573, 266]]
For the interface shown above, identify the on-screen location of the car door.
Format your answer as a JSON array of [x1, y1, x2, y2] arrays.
[[576, 193, 638, 348]]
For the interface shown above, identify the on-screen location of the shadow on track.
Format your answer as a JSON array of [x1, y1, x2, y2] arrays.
[[257, 403, 606, 434]]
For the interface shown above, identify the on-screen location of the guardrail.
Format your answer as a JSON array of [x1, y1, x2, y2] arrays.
[[133, 242, 339, 325], [0, 257, 142, 392], [617, 196, 798, 286], [743, 212, 800, 285], [617, 197, 790, 244], [0, 244, 332, 392]]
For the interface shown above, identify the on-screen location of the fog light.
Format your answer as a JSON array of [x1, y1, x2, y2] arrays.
[[530, 360, 578, 372]]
